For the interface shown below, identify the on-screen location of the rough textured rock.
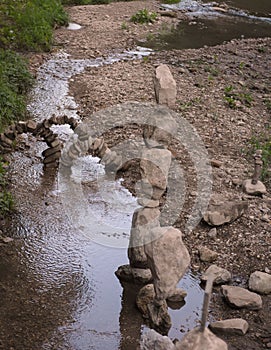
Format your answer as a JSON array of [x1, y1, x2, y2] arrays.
[[154, 64, 177, 109], [242, 179, 267, 196], [201, 265, 231, 284], [136, 284, 187, 317], [143, 108, 178, 149], [139, 148, 172, 200], [203, 201, 248, 226], [209, 318, 249, 335], [147, 301, 172, 335], [115, 264, 152, 284], [222, 285, 262, 310], [128, 207, 160, 269], [249, 271, 271, 294], [198, 247, 218, 263], [140, 329, 175, 350], [144, 226, 190, 301], [175, 327, 228, 350], [136, 284, 155, 317]]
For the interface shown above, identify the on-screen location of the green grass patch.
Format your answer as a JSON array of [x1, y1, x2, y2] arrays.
[[0, 50, 33, 132], [131, 9, 158, 24], [0, 158, 14, 215], [223, 85, 253, 109], [0, 0, 69, 51], [160, 0, 180, 4]]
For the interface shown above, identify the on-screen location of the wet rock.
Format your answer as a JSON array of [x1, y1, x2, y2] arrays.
[[221, 285, 262, 310], [144, 226, 190, 301], [167, 287, 187, 302], [143, 108, 178, 149], [249, 271, 271, 295], [154, 64, 176, 109], [16, 121, 27, 133], [46, 138, 60, 148], [136, 284, 155, 317], [203, 200, 248, 226], [242, 179, 267, 196], [128, 207, 161, 269], [43, 151, 61, 164], [175, 327, 228, 350], [209, 318, 249, 335], [201, 265, 231, 284], [140, 329, 175, 350], [42, 145, 62, 158], [147, 301, 172, 335], [137, 284, 186, 316], [115, 264, 152, 284], [198, 246, 218, 263]]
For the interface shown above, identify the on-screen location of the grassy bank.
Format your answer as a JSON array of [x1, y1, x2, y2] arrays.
[[0, 0, 69, 132]]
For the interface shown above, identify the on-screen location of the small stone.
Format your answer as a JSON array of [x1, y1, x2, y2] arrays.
[[198, 247, 218, 262], [0, 133, 13, 146], [249, 271, 271, 295], [207, 228, 217, 238], [115, 265, 152, 284], [147, 301, 172, 335], [44, 151, 61, 164], [1, 237, 14, 243], [26, 120, 37, 132], [47, 139, 60, 148], [209, 318, 249, 335], [42, 145, 62, 158], [137, 197, 160, 208], [167, 288, 187, 302], [242, 179, 267, 196], [201, 265, 231, 284], [210, 159, 223, 168], [221, 285, 262, 310]]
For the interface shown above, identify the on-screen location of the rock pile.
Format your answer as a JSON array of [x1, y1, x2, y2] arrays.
[[115, 66, 191, 335], [0, 115, 79, 169]]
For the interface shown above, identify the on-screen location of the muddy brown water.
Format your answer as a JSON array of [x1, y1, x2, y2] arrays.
[[140, 0, 271, 50]]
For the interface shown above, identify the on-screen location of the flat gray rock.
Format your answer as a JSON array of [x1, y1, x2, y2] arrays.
[[243, 179, 267, 196], [201, 265, 231, 285], [249, 271, 271, 295], [209, 318, 249, 335], [221, 285, 262, 310]]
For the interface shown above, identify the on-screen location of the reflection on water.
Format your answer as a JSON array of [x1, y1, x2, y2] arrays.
[[142, 0, 271, 50]]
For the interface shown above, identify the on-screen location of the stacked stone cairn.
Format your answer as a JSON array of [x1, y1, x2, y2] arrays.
[[115, 112, 190, 334]]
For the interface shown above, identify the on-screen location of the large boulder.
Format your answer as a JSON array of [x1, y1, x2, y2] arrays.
[[249, 271, 271, 295], [128, 207, 161, 269], [154, 64, 177, 109], [221, 285, 262, 310], [144, 226, 190, 301]]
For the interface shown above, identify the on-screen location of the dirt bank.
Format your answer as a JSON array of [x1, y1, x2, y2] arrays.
[[1, 1, 271, 349]]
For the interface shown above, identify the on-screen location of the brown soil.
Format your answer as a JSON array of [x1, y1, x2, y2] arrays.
[[1, 1, 271, 349]]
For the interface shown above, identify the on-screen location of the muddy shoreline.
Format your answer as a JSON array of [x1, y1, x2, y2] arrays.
[[1, 1, 271, 349]]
